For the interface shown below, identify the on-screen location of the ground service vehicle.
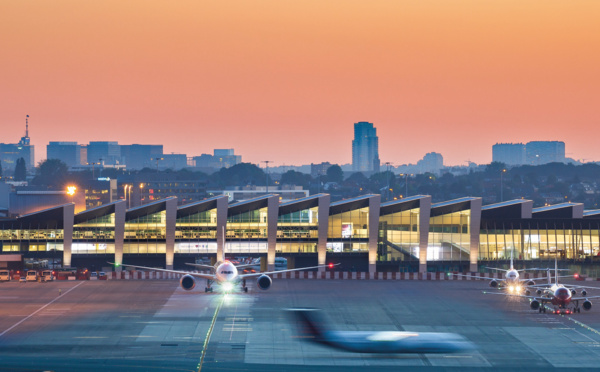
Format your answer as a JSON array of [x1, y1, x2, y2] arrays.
[[0, 270, 11, 281], [26, 270, 38, 281], [41, 270, 53, 281]]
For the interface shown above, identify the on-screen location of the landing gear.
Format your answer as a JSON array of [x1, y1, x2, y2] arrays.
[[205, 279, 214, 293], [242, 279, 248, 293]]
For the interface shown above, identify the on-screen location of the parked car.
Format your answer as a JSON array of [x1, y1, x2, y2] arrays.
[[19, 277, 27, 283]]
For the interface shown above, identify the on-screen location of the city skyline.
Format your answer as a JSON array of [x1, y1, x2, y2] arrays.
[[1, 1, 599, 167]]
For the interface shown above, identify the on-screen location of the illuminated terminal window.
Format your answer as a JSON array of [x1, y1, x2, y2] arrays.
[[276, 206, 319, 253], [226, 206, 268, 253], [328, 206, 369, 253], [124, 210, 167, 254], [379, 207, 420, 261], [175, 208, 218, 254], [428, 210, 470, 261]]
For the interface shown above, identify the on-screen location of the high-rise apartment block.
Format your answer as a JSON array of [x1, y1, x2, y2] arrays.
[[417, 152, 444, 174], [311, 162, 332, 178], [492, 143, 526, 166], [352, 122, 380, 173], [526, 141, 565, 165], [492, 141, 566, 166]]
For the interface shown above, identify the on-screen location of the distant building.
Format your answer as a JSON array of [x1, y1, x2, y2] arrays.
[[193, 149, 241, 170], [209, 185, 309, 203], [82, 178, 118, 209], [0, 116, 35, 172], [352, 122, 380, 173], [492, 143, 526, 166], [311, 162, 332, 178], [417, 152, 444, 174], [120, 144, 163, 170], [87, 141, 121, 165], [526, 141, 566, 165], [47, 142, 81, 167], [160, 154, 188, 170]]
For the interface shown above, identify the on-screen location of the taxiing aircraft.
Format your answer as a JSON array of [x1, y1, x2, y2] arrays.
[[287, 308, 475, 354], [486, 260, 600, 314], [452, 249, 545, 292], [109, 253, 337, 293]]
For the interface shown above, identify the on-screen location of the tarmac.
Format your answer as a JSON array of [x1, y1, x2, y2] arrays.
[[2, 278, 600, 371]]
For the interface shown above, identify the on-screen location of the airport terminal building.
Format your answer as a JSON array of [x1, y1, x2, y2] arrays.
[[1, 193, 600, 273]]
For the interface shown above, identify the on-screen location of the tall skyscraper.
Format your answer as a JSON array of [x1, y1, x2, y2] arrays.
[[492, 143, 526, 166], [352, 122, 380, 173]]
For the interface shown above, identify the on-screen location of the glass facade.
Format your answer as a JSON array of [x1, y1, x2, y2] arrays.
[[73, 213, 115, 254], [276, 207, 319, 253], [0, 225, 64, 252], [480, 221, 600, 261], [327, 206, 369, 252], [226, 207, 268, 253], [123, 210, 167, 254], [428, 210, 471, 261], [378, 208, 420, 261], [175, 209, 218, 254]]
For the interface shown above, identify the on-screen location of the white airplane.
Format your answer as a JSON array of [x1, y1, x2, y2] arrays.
[[452, 249, 546, 292], [486, 260, 600, 314], [287, 308, 475, 354], [109, 253, 337, 293]]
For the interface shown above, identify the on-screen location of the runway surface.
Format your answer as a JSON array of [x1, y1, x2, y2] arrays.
[[2, 278, 600, 371]]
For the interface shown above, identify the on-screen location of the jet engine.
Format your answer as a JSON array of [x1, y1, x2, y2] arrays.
[[257, 274, 272, 290], [180, 274, 196, 291], [525, 289, 531, 296], [536, 289, 542, 295], [530, 300, 541, 310], [582, 290, 588, 297], [489, 280, 499, 288], [526, 280, 535, 286], [583, 300, 592, 311], [571, 289, 577, 296]]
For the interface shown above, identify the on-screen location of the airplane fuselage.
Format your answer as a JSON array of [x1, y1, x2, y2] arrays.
[[214, 261, 239, 283]]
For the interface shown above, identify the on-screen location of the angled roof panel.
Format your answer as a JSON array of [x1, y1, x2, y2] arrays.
[[125, 197, 176, 221], [177, 195, 227, 218], [532, 202, 584, 219], [584, 210, 600, 218], [430, 197, 479, 217], [279, 194, 324, 216], [329, 194, 375, 215], [380, 195, 429, 215], [228, 195, 273, 217], [481, 199, 533, 219], [74, 200, 122, 224]]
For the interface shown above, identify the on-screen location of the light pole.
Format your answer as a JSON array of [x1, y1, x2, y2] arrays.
[[124, 185, 131, 209], [400, 173, 410, 197], [384, 162, 393, 201], [154, 157, 164, 173], [500, 169, 507, 202], [139, 183, 144, 205]]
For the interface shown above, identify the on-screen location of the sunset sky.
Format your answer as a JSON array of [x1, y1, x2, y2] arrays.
[[1, 1, 599, 167]]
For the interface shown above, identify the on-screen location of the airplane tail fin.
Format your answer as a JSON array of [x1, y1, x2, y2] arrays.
[[219, 226, 226, 263], [555, 258, 559, 285], [286, 308, 328, 343], [510, 248, 514, 270]]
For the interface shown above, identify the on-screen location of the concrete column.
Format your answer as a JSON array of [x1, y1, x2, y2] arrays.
[[317, 194, 331, 272], [419, 196, 432, 274], [266, 195, 279, 272], [368, 194, 381, 273], [62, 203, 75, 268], [469, 198, 482, 272], [215, 196, 228, 263], [165, 197, 178, 269], [113, 200, 126, 271]]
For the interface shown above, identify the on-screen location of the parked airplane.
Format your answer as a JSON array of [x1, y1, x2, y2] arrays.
[[110, 255, 337, 293], [452, 249, 546, 292], [486, 260, 600, 314], [287, 308, 475, 354]]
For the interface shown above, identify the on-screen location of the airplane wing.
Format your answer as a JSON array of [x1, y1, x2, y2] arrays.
[[234, 264, 257, 270], [451, 273, 503, 281], [239, 263, 340, 279], [482, 291, 550, 302], [108, 262, 215, 280], [483, 267, 508, 272], [185, 263, 216, 271]]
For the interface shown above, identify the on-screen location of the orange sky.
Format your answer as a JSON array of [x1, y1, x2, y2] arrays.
[[1, 1, 599, 167]]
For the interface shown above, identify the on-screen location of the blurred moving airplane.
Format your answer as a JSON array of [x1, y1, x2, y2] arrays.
[[287, 308, 475, 354]]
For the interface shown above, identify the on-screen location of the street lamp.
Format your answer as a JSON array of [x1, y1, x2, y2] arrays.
[[139, 183, 144, 205], [154, 157, 164, 172], [399, 173, 412, 198], [124, 184, 132, 209]]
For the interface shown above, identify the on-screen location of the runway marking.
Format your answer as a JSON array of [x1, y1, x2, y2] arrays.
[[0, 282, 84, 338], [567, 316, 600, 338], [197, 295, 224, 372]]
